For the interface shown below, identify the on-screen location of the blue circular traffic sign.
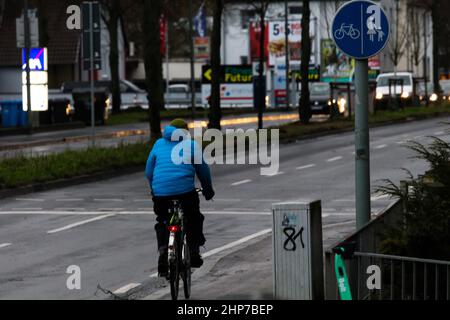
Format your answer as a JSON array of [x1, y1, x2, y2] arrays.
[[331, 0, 390, 60]]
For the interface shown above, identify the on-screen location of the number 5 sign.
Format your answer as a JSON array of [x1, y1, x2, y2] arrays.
[[331, 0, 390, 59]]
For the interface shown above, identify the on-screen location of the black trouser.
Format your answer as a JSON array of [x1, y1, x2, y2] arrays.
[[153, 190, 205, 254]]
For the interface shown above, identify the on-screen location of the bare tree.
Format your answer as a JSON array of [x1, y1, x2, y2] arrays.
[[388, 0, 408, 72], [100, 0, 122, 115], [141, 0, 164, 139], [299, 0, 312, 124], [406, 1, 423, 74], [248, 0, 271, 129], [208, 0, 223, 130]]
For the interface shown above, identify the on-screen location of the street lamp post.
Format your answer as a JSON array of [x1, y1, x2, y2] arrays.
[[23, 0, 32, 134]]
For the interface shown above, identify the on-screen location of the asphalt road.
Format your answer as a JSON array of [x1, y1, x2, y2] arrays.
[[0, 117, 448, 299]]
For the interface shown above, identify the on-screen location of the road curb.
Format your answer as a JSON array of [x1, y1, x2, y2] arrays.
[[0, 165, 145, 200]]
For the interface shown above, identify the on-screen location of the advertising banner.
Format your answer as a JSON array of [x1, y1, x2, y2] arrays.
[[194, 37, 210, 61], [268, 20, 302, 66], [320, 39, 355, 83], [201, 65, 253, 106], [249, 20, 269, 63]]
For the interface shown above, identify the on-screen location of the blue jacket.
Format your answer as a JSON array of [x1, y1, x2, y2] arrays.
[[145, 125, 213, 197]]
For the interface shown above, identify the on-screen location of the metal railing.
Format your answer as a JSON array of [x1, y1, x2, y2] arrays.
[[354, 252, 450, 300], [325, 199, 404, 299]]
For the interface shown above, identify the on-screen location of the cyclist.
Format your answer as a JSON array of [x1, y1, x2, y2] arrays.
[[145, 118, 215, 277]]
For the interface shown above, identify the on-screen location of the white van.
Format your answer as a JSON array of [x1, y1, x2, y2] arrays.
[[375, 72, 414, 101]]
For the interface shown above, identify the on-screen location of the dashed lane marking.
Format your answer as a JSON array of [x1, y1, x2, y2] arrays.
[[113, 283, 141, 295], [327, 156, 343, 162], [46, 214, 114, 234], [296, 164, 316, 170], [374, 144, 387, 149], [230, 179, 251, 186], [0, 243, 12, 249], [15, 198, 44, 202]]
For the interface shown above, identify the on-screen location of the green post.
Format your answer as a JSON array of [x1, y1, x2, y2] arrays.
[[355, 59, 371, 229]]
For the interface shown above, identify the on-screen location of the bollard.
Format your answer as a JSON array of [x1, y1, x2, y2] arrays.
[[272, 201, 324, 300]]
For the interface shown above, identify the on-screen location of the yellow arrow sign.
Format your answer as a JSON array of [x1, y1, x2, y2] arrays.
[[204, 68, 212, 81]]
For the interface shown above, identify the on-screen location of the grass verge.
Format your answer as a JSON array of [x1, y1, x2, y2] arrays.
[[275, 103, 450, 142], [0, 140, 154, 190], [1, 104, 448, 190]]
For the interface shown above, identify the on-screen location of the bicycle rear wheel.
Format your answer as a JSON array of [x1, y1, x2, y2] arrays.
[[169, 236, 180, 300], [182, 236, 191, 299]]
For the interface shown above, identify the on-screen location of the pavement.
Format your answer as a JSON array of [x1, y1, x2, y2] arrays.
[[0, 116, 448, 299]]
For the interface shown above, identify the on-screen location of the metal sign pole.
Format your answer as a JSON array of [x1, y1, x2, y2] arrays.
[[89, 2, 95, 146], [24, 0, 32, 133], [331, 0, 390, 229], [355, 59, 370, 228]]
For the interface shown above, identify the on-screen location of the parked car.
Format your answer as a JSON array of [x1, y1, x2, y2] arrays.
[[375, 72, 414, 109], [164, 84, 203, 109], [62, 79, 148, 112], [307, 82, 347, 117], [440, 80, 450, 101]]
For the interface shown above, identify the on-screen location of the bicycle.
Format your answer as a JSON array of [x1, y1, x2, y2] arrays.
[[334, 23, 360, 40], [166, 188, 202, 300]]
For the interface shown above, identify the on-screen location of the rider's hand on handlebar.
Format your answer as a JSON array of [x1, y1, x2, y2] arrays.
[[202, 188, 215, 201]]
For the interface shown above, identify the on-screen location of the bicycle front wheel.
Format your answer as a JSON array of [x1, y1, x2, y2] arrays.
[[182, 237, 191, 299], [169, 236, 180, 300]]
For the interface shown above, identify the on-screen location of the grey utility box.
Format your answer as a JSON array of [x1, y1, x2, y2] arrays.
[[272, 201, 324, 300]]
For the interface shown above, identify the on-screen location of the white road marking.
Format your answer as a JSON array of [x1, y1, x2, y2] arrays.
[[113, 283, 141, 295], [55, 199, 84, 202], [374, 144, 387, 149], [214, 198, 242, 202], [230, 179, 251, 186], [413, 135, 422, 140], [296, 164, 316, 170], [396, 140, 408, 145], [0, 243, 12, 249], [15, 198, 44, 202], [46, 214, 114, 234], [93, 198, 123, 202], [0, 210, 269, 216], [371, 194, 390, 201], [149, 228, 272, 278], [327, 156, 343, 162], [433, 131, 444, 135]]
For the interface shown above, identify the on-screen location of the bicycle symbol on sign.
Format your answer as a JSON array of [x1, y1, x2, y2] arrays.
[[334, 23, 361, 40]]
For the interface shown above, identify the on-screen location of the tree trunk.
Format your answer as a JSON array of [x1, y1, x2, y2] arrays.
[[299, 0, 311, 124], [431, 0, 442, 94], [142, 0, 164, 139], [108, 0, 122, 115], [208, 0, 223, 130], [257, 12, 266, 130]]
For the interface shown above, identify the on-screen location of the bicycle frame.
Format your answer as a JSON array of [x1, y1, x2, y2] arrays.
[[168, 201, 183, 263]]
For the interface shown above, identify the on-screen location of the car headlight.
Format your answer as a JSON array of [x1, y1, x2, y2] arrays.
[[265, 95, 270, 106], [401, 91, 410, 99], [327, 100, 332, 106], [430, 93, 438, 102], [376, 92, 383, 100], [338, 98, 346, 113]]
